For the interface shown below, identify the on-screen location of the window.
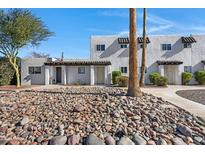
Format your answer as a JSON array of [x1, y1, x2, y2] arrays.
[[140, 44, 143, 48], [139, 67, 147, 74], [184, 66, 192, 73], [120, 44, 128, 48], [78, 67, 85, 74], [184, 43, 192, 48], [96, 44, 105, 51], [161, 44, 172, 51], [121, 67, 127, 73], [28, 66, 41, 74]]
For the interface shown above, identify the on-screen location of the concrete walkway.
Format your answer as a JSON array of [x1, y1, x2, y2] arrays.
[[141, 85, 205, 118]]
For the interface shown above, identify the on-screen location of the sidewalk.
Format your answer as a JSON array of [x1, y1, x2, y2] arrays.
[[141, 85, 205, 118]]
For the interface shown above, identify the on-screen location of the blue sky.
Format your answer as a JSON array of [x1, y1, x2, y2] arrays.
[[16, 8, 205, 58]]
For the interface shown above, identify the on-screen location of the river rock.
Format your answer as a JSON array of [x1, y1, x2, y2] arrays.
[[117, 137, 135, 145], [177, 124, 192, 137], [67, 134, 80, 145], [104, 135, 115, 145], [49, 136, 67, 145], [86, 134, 105, 145], [133, 133, 147, 145], [172, 137, 187, 145]]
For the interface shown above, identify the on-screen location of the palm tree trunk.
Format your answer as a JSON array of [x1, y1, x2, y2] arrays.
[[140, 8, 147, 87], [127, 8, 142, 97]]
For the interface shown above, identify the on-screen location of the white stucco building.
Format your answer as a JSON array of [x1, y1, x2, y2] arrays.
[[21, 34, 205, 85], [90, 35, 205, 85]]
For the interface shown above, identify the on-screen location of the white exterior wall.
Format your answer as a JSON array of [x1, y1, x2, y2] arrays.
[[90, 35, 205, 85], [21, 58, 47, 85], [66, 66, 90, 85]]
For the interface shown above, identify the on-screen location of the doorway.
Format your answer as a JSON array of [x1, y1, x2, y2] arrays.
[[96, 67, 105, 84], [164, 65, 177, 84], [56, 67, 62, 83]]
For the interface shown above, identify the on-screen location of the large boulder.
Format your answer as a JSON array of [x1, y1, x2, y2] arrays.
[[86, 134, 105, 145], [49, 136, 67, 145], [132, 133, 147, 145], [117, 137, 135, 145]]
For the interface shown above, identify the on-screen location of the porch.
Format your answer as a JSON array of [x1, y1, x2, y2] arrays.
[[157, 60, 183, 85], [44, 60, 111, 85]]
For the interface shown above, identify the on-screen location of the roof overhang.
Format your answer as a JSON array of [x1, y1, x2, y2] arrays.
[[44, 60, 111, 66], [201, 60, 205, 64], [181, 36, 196, 43], [157, 60, 183, 65]]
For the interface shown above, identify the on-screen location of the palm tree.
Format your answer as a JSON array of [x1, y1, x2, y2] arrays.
[[127, 8, 142, 97], [140, 8, 147, 87]]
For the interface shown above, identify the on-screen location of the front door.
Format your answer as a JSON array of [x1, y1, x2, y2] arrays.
[[164, 65, 176, 84], [97, 67, 105, 84], [56, 67, 62, 83]]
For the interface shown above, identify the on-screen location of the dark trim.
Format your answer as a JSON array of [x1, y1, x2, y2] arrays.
[[44, 60, 111, 66], [157, 60, 183, 65], [181, 36, 196, 43], [118, 37, 150, 44]]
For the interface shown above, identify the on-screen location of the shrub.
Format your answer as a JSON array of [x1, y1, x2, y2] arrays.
[[112, 71, 121, 85], [149, 72, 161, 85], [155, 76, 168, 86], [116, 76, 128, 87], [194, 71, 205, 85], [0, 57, 15, 86], [182, 72, 193, 85]]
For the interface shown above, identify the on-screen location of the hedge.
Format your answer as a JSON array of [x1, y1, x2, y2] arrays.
[[149, 72, 161, 85], [116, 76, 128, 87], [182, 72, 193, 85], [112, 71, 121, 85], [155, 76, 168, 86], [194, 71, 205, 85]]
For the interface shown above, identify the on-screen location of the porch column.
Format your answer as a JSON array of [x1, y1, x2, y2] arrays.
[[49, 66, 54, 84], [45, 65, 50, 85], [62, 66, 67, 85], [104, 65, 111, 85], [204, 65, 205, 70], [90, 65, 95, 85], [104, 66, 108, 84], [159, 65, 165, 76]]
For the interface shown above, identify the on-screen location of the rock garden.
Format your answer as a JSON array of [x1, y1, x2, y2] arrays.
[[0, 87, 205, 145]]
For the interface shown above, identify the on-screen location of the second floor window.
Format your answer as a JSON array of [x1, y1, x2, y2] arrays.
[[78, 67, 85, 74], [120, 44, 128, 48], [96, 44, 105, 51], [184, 43, 192, 48], [28, 66, 41, 74], [161, 44, 171, 51], [121, 67, 127, 73]]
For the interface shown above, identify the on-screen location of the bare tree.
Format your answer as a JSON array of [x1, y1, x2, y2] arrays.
[[29, 51, 50, 58], [127, 8, 142, 97], [140, 8, 147, 87]]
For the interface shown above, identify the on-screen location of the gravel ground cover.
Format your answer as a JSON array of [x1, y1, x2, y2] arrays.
[[0, 87, 205, 145], [176, 90, 205, 105]]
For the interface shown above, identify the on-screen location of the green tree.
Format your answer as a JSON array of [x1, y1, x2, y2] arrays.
[[139, 8, 147, 87], [127, 8, 142, 97], [0, 9, 53, 87]]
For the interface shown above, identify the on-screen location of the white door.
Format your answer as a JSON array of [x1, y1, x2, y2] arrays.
[[97, 67, 105, 84], [164, 65, 176, 84]]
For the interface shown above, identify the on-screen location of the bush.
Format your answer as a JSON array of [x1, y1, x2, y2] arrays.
[[182, 72, 193, 85], [0, 57, 15, 86], [112, 71, 121, 85], [194, 71, 205, 85], [155, 76, 168, 86], [116, 76, 128, 87], [149, 72, 161, 85]]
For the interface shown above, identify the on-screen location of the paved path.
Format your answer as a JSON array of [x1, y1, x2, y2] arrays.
[[142, 85, 205, 118]]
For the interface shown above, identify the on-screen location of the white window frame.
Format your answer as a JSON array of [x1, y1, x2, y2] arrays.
[[28, 66, 41, 74], [78, 67, 85, 74], [184, 43, 192, 48], [120, 44, 128, 48], [161, 44, 172, 51], [120, 67, 127, 74], [96, 44, 105, 51]]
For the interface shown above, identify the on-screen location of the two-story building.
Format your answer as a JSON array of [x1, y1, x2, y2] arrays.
[[21, 34, 205, 86], [90, 35, 205, 85]]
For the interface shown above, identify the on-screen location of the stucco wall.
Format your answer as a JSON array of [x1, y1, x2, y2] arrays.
[[21, 58, 47, 85], [90, 35, 205, 84], [66, 66, 90, 84]]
